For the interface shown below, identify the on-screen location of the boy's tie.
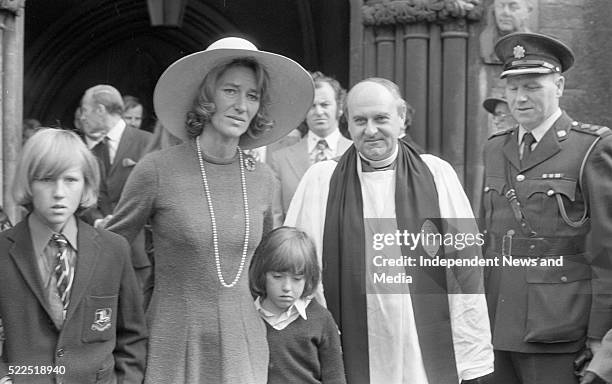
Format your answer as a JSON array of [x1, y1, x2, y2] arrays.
[[51, 234, 73, 310]]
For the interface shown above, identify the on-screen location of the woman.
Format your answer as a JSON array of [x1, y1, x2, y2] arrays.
[[106, 37, 314, 383]]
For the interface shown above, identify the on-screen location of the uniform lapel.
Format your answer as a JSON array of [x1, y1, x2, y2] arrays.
[[64, 220, 99, 322], [7, 221, 56, 320], [502, 129, 521, 171], [520, 114, 570, 171], [286, 138, 310, 180]]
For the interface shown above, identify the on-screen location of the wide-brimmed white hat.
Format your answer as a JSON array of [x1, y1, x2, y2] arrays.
[[154, 37, 314, 149]]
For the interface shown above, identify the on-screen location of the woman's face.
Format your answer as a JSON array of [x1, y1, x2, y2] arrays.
[[209, 65, 261, 141]]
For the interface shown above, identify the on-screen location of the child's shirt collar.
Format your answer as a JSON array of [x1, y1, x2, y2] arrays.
[[28, 213, 78, 258], [254, 296, 311, 330]]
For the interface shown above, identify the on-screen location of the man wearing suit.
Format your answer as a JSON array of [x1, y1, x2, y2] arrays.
[[79, 85, 152, 298], [482, 32, 612, 384], [270, 72, 352, 224], [79, 85, 152, 220]]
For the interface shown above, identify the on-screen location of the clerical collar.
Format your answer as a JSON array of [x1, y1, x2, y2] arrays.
[[358, 143, 399, 172]]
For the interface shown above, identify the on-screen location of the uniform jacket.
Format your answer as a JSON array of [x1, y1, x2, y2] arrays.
[[482, 111, 612, 353], [270, 134, 352, 222], [0, 219, 147, 383]]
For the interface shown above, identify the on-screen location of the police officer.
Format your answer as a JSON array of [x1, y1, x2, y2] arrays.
[[482, 32, 612, 384]]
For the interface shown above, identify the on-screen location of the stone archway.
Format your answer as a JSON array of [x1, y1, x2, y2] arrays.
[[24, 0, 237, 130]]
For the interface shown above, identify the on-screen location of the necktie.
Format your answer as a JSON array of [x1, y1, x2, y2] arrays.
[[51, 234, 72, 310], [92, 137, 111, 176], [521, 132, 536, 166], [312, 139, 330, 164]]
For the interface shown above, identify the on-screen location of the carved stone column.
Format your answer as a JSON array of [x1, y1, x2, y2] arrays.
[[441, 20, 469, 181], [0, 0, 24, 224], [403, 23, 429, 147], [350, 0, 484, 194]]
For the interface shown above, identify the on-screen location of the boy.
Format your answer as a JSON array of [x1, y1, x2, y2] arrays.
[[0, 128, 147, 383]]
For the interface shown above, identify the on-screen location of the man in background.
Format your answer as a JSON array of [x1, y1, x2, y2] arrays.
[[79, 84, 152, 294]]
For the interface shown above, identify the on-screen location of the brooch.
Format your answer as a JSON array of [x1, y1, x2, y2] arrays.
[[244, 155, 256, 172]]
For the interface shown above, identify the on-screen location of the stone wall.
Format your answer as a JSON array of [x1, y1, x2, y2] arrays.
[[538, 0, 612, 127]]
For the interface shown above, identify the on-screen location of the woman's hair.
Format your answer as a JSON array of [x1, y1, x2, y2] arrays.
[[12, 128, 100, 211], [249, 226, 320, 299], [185, 57, 273, 139]]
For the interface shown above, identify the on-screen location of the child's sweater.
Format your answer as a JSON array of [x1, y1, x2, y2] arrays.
[[265, 299, 346, 384]]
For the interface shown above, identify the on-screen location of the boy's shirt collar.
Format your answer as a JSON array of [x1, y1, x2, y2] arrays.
[[28, 213, 78, 258], [254, 296, 311, 330]]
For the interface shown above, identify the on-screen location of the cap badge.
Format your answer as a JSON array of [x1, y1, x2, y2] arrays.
[[513, 45, 526, 59]]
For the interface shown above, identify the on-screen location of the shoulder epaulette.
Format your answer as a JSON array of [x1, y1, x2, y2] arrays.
[[570, 121, 612, 137], [488, 127, 515, 140]]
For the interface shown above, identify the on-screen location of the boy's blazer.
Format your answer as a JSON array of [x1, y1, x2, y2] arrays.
[[0, 219, 147, 384]]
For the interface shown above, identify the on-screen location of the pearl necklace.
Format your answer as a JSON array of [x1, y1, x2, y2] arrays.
[[196, 138, 250, 288]]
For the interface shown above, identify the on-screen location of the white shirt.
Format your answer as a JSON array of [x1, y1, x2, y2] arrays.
[[254, 296, 310, 330], [86, 119, 126, 164], [285, 150, 494, 382], [307, 129, 342, 156], [517, 108, 562, 156]]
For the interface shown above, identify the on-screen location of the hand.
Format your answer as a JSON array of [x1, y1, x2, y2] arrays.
[[588, 338, 603, 357], [581, 371, 608, 384], [94, 214, 113, 229]]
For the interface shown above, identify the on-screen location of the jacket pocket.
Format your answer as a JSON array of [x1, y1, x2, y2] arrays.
[[82, 295, 118, 343], [524, 256, 591, 343], [524, 178, 576, 201]]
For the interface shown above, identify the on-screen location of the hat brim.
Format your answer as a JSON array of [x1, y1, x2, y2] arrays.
[[500, 67, 556, 79], [154, 48, 314, 149], [483, 97, 507, 114]]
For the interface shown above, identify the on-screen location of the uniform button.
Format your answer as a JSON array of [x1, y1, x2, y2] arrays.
[[516, 174, 525, 182], [529, 244, 536, 250], [572, 121, 579, 126], [484, 186, 490, 192], [561, 276, 568, 282], [547, 189, 554, 196], [57, 348, 64, 357]]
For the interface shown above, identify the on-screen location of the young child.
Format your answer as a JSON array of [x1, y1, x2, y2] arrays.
[[0, 128, 147, 383], [249, 226, 346, 384]]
